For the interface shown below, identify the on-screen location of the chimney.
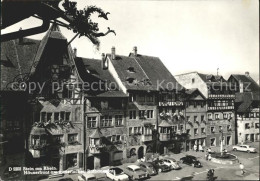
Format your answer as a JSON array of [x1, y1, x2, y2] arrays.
[[133, 46, 137, 56], [245, 71, 249, 77], [18, 28, 23, 44], [101, 53, 108, 70], [111, 46, 116, 60], [73, 48, 77, 58]]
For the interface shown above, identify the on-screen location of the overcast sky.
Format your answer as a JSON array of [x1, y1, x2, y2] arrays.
[[2, 0, 259, 81]]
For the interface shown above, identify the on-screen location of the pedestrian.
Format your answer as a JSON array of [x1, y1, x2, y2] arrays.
[[205, 153, 209, 160], [208, 154, 212, 161], [199, 144, 204, 152], [239, 163, 245, 175], [194, 144, 197, 151], [208, 147, 212, 154]]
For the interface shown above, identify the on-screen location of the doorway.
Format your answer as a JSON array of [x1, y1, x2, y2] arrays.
[[138, 146, 144, 159]]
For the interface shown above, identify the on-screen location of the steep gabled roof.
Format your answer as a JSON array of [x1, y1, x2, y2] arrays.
[[0, 38, 40, 90], [235, 92, 260, 112], [230, 74, 260, 92], [129, 53, 184, 91], [75, 57, 127, 97], [107, 54, 154, 91], [185, 88, 206, 100]]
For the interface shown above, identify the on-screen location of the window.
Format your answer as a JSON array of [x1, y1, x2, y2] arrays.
[[201, 115, 205, 122], [171, 125, 177, 132], [194, 102, 197, 108], [41, 112, 46, 122], [129, 93, 136, 102], [54, 112, 59, 121], [211, 127, 215, 133], [115, 115, 123, 126], [223, 113, 228, 119], [139, 94, 145, 102], [68, 134, 78, 144], [66, 153, 78, 168], [215, 114, 219, 120], [201, 101, 205, 108], [146, 94, 153, 102], [133, 127, 142, 134], [194, 116, 198, 122], [47, 113, 52, 121], [208, 114, 212, 120], [100, 116, 113, 127], [192, 78, 195, 83], [129, 110, 136, 119], [187, 116, 190, 121], [147, 110, 153, 118], [179, 125, 184, 131], [256, 113, 259, 118], [194, 128, 198, 135], [201, 128, 206, 134], [245, 123, 250, 129], [88, 117, 97, 128], [144, 127, 152, 135], [139, 110, 145, 119], [53, 135, 64, 143], [245, 134, 249, 141], [250, 113, 255, 118], [65, 112, 71, 121], [228, 100, 233, 106], [62, 84, 73, 99], [60, 111, 65, 120], [186, 129, 190, 135], [129, 127, 133, 135], [210, 138, 216, 146], [255, 123, 259, 128]]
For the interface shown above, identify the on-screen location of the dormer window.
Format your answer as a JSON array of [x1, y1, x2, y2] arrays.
[[126, 78, 136, 84], [127, 67, 136, 73]]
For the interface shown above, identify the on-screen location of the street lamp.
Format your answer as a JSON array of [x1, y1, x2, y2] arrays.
[[220, 127, 223, 156]]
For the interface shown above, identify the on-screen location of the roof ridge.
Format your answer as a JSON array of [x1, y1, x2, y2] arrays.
[[175, 71, 198, 76]]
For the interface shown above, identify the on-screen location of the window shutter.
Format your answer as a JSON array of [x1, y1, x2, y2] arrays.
[[79, 152, 83, 168]]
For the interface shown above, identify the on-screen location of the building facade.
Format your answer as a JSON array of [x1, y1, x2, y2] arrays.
[[175, 72, 236, 148], [185, 88, 207, 151]]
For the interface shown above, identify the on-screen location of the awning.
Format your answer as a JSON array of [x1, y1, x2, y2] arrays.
[[89, 128, 104, 138], [158, 120, 172, 127], [30, 127, 47, 135]]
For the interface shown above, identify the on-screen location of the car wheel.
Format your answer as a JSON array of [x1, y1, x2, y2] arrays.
[[158, 168, 162, 173], [233, 148, 237, 151], [247, 150, 250, 153]]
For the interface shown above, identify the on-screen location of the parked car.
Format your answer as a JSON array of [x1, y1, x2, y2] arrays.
[[139, 162, 157, 176], [78, 173, 96, 181], [149, 160, 171, 173], [123, 165, 148, 180], [180, 155, 202, 168], [233, 145, 257, 153], [161, 158, 181, 170], [78, 172, 108, 181], [105, 167, 129, 181], [58, 178, 74, 181]]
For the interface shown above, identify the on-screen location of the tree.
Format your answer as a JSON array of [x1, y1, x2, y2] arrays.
[[1, 0, 116, 48]]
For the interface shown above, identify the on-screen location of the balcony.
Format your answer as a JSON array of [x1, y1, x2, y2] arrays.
[[208, 94, 235, 99], [159, 101, 184, 107], [89, 144, 105, 154], [208, 106, 234, 111], [159, 133, 171, 141], [141, 135, 153, 142], [29, 149, 46, 158]]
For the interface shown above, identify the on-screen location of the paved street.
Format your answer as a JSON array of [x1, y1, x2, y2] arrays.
[[41, 142, 259, 181]]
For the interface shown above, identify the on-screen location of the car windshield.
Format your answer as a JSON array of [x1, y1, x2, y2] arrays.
[[134, 168, 141, 172], [88, 177, 96, 181], [113, 168, 123, 175]]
